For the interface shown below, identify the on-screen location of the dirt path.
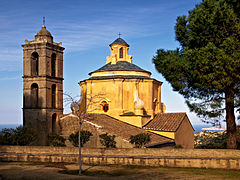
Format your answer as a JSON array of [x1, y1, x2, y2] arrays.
[[0, 162, 240, 180]]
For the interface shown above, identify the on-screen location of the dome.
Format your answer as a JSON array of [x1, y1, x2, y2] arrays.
[[89, 61, 151, 75], [36, 25, 52, 37], [35, 25, 53, 43], [110, 38, 129, 47]]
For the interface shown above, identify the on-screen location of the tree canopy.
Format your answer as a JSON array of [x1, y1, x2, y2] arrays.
[[153, 0, 240, 148], [129, 133, 151, 148], [0, 126, 37, 146]]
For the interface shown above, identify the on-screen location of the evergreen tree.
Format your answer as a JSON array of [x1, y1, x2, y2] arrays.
[[0, 126, 37, 145], [48, 133, 66, 147], [153, 0, 240, 148], [129, 133, 151, 148], [99, 133, 116, 148], [68, 130, 92, 147]]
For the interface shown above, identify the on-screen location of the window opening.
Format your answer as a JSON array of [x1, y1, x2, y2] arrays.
[[52, 113, 56, 133], [102, 103, 109, 112], [52, 84, 56, 108], [31, 83, 38, 108], [31, 52, 39, 76], [119, 47, 123, 58], [51, 53, 56, 77]]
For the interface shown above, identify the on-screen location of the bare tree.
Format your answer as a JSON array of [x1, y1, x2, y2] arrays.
[[64, 93, 105, 175]]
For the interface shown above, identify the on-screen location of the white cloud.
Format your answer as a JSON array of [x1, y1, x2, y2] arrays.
[[0, 1, 188, 72]]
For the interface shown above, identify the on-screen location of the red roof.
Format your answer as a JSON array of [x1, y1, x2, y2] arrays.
[[86, 114, 173, 146], [143, 113, 187, 132]]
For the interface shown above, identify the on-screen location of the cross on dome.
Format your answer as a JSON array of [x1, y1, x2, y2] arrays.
[[43, 16, 45, 27], [118, 32, 122, 38]]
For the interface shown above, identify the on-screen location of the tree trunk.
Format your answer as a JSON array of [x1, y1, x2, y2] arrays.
[[225, 89, 237, 149], [78, 118, 82, 175]]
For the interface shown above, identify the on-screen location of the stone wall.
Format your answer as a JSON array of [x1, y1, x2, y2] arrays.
[[1, 146, 240, 169]]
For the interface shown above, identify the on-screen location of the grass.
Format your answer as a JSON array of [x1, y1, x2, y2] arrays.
[[59, 169, 134, 176], [1, 161, 240, 179], [59, 163, 240, 179]]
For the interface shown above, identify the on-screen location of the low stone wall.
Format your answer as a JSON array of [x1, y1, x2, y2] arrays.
[[1, 146, 240, 169]]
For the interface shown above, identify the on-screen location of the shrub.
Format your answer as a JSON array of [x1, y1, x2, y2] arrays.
[[129, 133, 151, 148], [48, 133, 66, 147], [0, 128, 15, 145], [174, 145, 183, 149], [237, 127, 240, 149], [194, 128, 240, 149], [68, 130, 92, 147], [13, 126, 37, 145], [0, 125, 37, 146], [194, 130, 227, 149], [99, 133, 116, 148]]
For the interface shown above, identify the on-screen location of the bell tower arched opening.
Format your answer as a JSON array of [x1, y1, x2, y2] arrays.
[[31, 52, 39, 76], [31, 83, 38, 108], [51, 53, 56, 77], [52, 84, 56, 108], [52, 113, 57, 133]]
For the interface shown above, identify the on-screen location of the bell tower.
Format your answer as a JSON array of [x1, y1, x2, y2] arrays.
[[22, 24, 65, 145]]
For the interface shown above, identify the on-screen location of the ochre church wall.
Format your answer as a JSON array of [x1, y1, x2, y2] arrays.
[[81, 78, 162, 119]]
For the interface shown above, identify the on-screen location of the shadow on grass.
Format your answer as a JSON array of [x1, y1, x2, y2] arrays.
[[59, 168, 135, 177], [58, 164, 240, 178]]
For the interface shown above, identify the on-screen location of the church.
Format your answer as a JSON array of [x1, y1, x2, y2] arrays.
[[22, 25, 194, 148]]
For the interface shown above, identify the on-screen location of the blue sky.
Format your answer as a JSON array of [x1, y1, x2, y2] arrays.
[[0, 0, 207, 125]]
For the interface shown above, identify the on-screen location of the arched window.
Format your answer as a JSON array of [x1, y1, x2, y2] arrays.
[[52, 113, 56, 133], [119, 47, 123, 58], [52, 84, 56, 108], [31, 52, 39, 76], [51, 53, 56, 77], [31, 83, 38, 108], [101, 101, 109, 112]]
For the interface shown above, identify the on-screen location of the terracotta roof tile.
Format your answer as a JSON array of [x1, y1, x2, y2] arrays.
[[143, 113, 187, 132], [86, 113, 172, 146]]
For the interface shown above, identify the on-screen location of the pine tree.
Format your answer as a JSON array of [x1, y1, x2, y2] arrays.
[[153, 0, 240, 148]]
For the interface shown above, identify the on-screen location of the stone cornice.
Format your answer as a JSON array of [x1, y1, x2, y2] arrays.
[[23, 107, 63, 110], [22, 75, 64, 81], [22, 42, 65, 51]]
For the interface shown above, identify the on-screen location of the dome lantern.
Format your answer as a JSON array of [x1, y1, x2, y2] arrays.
[[106, 37, 132, 64]]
